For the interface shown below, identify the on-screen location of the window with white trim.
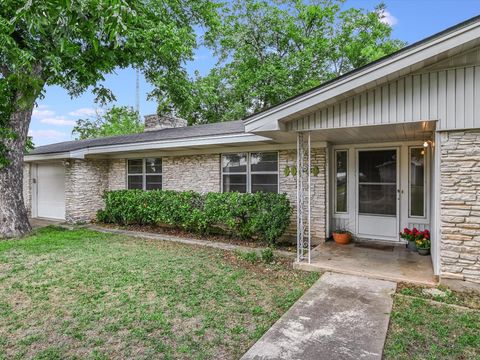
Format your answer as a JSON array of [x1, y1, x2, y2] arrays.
[[334, 150, 348, 213], [409, 147, 426, 218], [127, 158, 162, 190], [222, 152, 278, 193]]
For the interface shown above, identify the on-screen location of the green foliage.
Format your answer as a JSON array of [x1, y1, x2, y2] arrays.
[[260, 247, 274, 263], [72, 106, 144, 140], [0, 0, 219, 167], [164, 0, 405, 124], [97, 189, 292, 244], [235, 250, 259, 263]]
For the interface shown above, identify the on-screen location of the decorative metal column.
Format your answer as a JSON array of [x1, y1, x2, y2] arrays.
[[296, 131, 311, 263]]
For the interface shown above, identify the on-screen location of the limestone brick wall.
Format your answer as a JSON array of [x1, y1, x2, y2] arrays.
[[440, 130, 480, 283], [162, 154, 221, 193], [23, 163, 31, 216], [279, 147, 327, 244], [65, 159, 109, 223], [108, 159, 126, 190]]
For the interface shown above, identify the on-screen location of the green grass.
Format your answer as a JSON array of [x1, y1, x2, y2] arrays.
[[384, 293, 480, 359], [0, 226, 319, 360]]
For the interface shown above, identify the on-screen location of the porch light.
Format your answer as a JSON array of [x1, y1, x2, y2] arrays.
[[423, 141, 429, 148]]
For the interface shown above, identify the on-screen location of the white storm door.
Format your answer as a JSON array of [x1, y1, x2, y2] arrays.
[[36, 163, 66, 220], [357, 149, 399, 241]]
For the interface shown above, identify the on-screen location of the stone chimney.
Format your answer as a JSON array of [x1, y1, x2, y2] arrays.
[[144, 114, 187, 131]]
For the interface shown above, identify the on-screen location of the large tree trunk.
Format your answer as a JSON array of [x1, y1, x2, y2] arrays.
[[0, 105, 34, 238]]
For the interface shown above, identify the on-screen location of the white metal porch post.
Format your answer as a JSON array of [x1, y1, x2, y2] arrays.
[[296, 131, 311, 263]]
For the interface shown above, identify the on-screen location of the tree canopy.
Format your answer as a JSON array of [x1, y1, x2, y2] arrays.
[[0, 0, 219, 165], [72, 106, 144, 140], [160, 0, 405, 124], [0, 0, 219, 237]]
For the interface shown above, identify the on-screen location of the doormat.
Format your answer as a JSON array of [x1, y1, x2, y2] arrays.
[[355, 243, 395, 251]]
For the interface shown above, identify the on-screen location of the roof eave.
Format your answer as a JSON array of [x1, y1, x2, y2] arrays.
[[25, 133, 273, 161]]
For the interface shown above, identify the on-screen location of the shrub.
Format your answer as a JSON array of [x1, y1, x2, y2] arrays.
[[97, 190, 292, 244], [261, 247, 274, 263]]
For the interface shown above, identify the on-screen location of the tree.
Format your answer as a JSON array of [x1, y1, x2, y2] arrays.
[[72, 106, 144, 140], [0, 1, 219, 238], [164, 0, 405, 124]]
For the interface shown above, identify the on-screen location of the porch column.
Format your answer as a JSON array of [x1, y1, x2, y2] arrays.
[[296, 131, 312, 262]]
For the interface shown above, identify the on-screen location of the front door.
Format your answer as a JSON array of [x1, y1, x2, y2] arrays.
[[357, 149, 399, 241]]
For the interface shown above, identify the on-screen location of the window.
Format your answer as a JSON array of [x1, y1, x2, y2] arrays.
[[222, 152, 278, 193], [222, 153, 247, 193], [409, 147, 425, 217], [335, 150, 348, 213], [127, 158, 162, 190]]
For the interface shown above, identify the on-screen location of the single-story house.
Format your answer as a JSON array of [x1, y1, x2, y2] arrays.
[[24, 16, 480, 285]]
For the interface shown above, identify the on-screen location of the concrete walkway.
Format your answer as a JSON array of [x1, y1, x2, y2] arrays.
[[241, 272, 397, 360]]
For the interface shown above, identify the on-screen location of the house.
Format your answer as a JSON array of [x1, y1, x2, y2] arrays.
[[24, 16, 480, 285]]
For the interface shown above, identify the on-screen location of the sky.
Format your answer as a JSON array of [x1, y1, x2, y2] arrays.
[[30, 0, 480, 146]]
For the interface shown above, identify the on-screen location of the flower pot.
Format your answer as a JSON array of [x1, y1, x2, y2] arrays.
[[418, 248, 430, 256], [407, 241, 417, 252], [332, 232, 352, 245]]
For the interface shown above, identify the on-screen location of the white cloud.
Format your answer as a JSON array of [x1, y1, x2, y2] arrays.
[[378, 9, 398, 26], [68, 107, 99, 117], [32, 108, 55, 118], [40, 117, 76, 126], [28, 129, 67, 139]]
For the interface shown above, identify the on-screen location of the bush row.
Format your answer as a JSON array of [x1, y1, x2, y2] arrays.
[[97, 190, 292, 244]]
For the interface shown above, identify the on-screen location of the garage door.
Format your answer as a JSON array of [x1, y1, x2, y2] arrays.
[[36, 163, 66, 220]]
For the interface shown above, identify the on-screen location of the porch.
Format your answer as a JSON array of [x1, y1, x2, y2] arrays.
[[294, 241, 437, 286]]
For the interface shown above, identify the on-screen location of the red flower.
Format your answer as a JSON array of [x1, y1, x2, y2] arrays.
[[412, 227, 418, 235]]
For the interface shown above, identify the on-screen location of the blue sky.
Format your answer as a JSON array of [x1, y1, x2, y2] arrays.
[[30, 0, 480, 146]]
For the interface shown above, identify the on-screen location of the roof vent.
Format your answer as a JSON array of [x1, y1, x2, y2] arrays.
[[144, 114, 187, 131]]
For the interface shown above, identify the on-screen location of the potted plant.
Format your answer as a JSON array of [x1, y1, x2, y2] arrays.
[[400, 227, 430, 253], [416, 230, 431, 256], [332, 229, 352, 245]]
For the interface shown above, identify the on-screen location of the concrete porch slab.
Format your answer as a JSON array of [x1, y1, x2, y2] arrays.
[[241, 272, 397, 360], [294, 241, 437, 286]]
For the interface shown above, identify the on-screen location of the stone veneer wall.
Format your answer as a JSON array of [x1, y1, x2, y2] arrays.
[[108, 159, 126, 190], [65, 159, 109, 223], [23, 163, 31, 216], [162, 154, 221, 193], [440, 130, 480, 284], [279, 148, 327, 244]]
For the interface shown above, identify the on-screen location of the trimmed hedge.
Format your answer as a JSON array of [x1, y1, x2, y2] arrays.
[[97, 190, 292, 244]]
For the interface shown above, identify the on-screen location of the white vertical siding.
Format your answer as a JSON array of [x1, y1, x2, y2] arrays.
[[288, 65, 480, 132]]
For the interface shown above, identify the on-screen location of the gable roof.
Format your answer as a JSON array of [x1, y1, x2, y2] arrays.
[[28, 120, 248, 156], [244, 15, 480, 132]]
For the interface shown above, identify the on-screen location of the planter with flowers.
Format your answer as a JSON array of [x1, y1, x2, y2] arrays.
[[416, 236, 431, 256], [399, 227, 430, 253]]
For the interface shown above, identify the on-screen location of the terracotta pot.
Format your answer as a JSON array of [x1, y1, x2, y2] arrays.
[[332, 232, 352, 245]]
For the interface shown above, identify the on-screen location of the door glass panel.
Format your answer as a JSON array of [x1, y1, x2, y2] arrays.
[[335, 151, 347, 213], [410, 148, 425, 217], [358, 150, 396, 216]]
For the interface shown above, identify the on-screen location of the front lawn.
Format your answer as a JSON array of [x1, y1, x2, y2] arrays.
[[384, 284, 480, 359], [0, 227, 318, 360]]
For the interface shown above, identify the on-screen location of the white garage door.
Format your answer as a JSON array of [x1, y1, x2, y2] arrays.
[[36, 163, 66, 220]]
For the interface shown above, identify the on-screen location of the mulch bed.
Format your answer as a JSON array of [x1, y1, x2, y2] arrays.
[[96, 223, 297, 253]]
